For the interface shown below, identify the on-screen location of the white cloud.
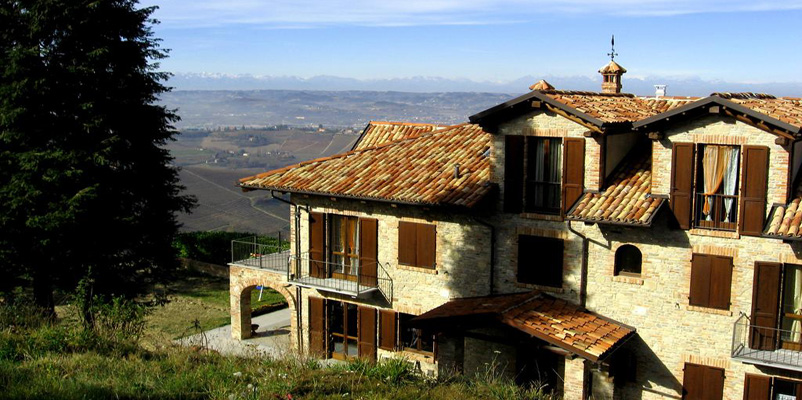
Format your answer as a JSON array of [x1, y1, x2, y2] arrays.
[[139, 0, 802, 28]]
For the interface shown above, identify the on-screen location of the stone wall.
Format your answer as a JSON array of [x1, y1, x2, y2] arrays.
[[229, 265, 297, 344]]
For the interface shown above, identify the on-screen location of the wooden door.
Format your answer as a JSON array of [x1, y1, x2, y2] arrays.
[[750, 262, 781, 350], [309, 297, 326, 357]]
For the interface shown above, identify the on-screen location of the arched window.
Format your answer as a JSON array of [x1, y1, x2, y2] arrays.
[[615, 245, 642, 276]]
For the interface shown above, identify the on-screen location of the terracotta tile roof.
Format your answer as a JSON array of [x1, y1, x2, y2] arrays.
[[352, 121, 443, 151], [539, 90, 693, 124], [712, 93, 802, 130], [239, 124, 492, 208], [765, 182, 802, 239], [414, 292, 635, 362], [567, 147, 664, 226]]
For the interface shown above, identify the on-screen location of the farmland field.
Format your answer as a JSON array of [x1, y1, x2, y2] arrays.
[[169, 128, 359, 235]]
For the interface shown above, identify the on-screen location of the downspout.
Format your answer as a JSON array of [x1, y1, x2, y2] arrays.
[[567, 220, 589, 308], [472, 217, 496, 295], [270, 190, 307, 354]]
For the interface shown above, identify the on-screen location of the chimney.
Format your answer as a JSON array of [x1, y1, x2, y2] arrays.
[[654, 85, 667, 98]]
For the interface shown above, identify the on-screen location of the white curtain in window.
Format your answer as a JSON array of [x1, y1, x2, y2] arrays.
[[701, 145, 732, 220], [722, 147, 739, 222]]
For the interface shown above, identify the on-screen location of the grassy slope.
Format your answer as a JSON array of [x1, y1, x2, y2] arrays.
[[0, 272, 552, 399]]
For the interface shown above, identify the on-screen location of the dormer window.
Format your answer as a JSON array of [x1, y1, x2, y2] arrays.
[[694, 145, 740, 231]]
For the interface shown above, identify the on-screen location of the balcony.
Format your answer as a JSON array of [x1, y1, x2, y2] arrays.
[[289, 253, 392, 303], [732, 314, 802, 372], [229, 236, 291, 273], [694, 193, 738, 231]]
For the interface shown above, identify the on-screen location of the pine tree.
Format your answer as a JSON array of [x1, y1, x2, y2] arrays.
[[0, 0, 195, 312]]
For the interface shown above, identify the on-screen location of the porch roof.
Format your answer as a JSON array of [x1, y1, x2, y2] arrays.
[[412, 291, 635, 362]]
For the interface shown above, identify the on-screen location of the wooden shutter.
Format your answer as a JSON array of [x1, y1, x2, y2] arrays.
[[703, 366, 725, 400], [309, 212, 326, 278], [743, 374, 771, 400], [739, 146, 769, 236], [357, 306, 377, 361], [683, 363, 724, 400], [689, 254, 712, 308], [398, 221, 416, 266], [682, 363, 704, 399], [709, 256, 733, 310], [562, 138, 585, 215], [504, 135, 524, 213], [671, 143, 695, 230], [309, 297, 326, 357], [750, 262, 781, 351], [417, 223, 436, 269], [517, 235, 537, 284], [379, 310, 397, 351], [359, 218, 378, 286]]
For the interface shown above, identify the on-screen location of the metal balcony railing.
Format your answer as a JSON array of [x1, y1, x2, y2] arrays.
[[289, 253, 392, 302], [731, 313, 802, 372], [695, 193, 738, 231], [230, 235, 291, 273]]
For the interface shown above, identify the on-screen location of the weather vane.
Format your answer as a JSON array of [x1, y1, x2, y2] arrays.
[[607, 35, 618, 61]]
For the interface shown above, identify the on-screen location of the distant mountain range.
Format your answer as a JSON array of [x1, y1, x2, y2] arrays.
[[168, 72, 802, 97]]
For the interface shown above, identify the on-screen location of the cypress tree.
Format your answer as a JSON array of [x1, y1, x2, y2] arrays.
[[0, 0, 195, 312]]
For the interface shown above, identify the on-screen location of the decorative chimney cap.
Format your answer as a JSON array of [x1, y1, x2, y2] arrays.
[[529, 79, 555, 91], [599, 60, 627, 74]]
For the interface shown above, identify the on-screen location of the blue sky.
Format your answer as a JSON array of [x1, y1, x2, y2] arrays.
[[139, 0, 802, 85]]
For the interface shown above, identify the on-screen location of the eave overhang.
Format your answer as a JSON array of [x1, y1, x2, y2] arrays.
[[633, 96, 801, 140]]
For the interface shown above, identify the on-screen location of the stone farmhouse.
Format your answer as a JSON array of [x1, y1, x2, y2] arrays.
[[228, 59, 802, 399]]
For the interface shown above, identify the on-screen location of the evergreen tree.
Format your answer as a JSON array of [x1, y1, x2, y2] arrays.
[[0, 0, 195, 312]]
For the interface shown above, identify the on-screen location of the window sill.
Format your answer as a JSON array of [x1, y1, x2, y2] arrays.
[[688, 228, 739, 239], [686, 304, 732, 316], [611, 275, 644, 285], [397, 264, 438, 275], [520, 212, 563, 222], [514, 282, 564, 293]]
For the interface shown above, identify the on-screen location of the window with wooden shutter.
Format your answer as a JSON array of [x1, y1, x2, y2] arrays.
[[689, 254, 732, 310], [504, 135, 524, 213], [308, 297, 326, 357], [398, 221, 416, 266], [379, 310, 397, 351], [739, 146, 769, 236], [562, 137, 585, 215], [682, 363, 724, 400], [750, 261, 781, 351], [517, 235, 563, 288], [671, 143, 695, 229], [357, 306, 377, 361], [309, 212, 326, 278], [743, 374, 771, 400], [397, 221, 436, 269]]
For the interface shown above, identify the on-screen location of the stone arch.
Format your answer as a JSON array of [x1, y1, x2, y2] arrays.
[[229, 265, 297, 349]]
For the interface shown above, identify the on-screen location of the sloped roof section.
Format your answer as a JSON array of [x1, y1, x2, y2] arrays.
[[413, 291, 635, 362], [239, 124, 492, 208], [599, 60, 627, 74], [352, 121, 443, 151], [541, 90, 693, 124], [567, 146, 664, 226], [469, 89, 694, 133]]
